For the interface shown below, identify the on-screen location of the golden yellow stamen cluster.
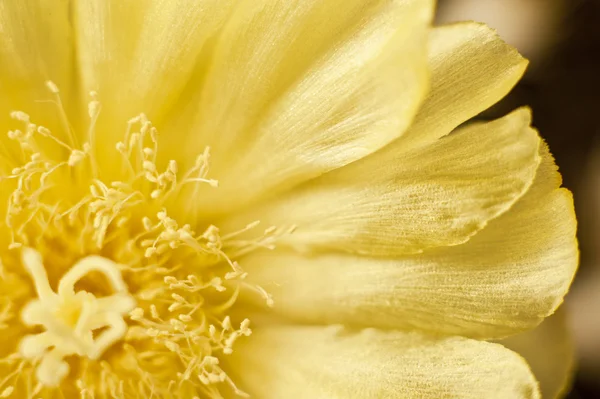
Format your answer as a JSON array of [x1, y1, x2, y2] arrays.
[[0, 82, 282, 398]]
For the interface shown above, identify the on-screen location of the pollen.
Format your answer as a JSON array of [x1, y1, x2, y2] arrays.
[[0, 82, 282, 398]]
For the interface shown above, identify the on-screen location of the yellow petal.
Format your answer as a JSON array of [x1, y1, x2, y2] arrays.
[[231, 108, 540, 256], [501, 308, 575, 399], [0, 1, 76, 134], [240, 144, 577, 339], [390, 21, 528, 153], [72, 0, 236, 129], [184, 0, 433, 216], [228, 326, 540, 399]]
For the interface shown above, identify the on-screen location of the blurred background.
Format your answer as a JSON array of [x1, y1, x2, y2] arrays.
[[436, 0, 600, 397]]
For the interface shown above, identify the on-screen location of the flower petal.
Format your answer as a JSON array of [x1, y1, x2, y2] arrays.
[[500, 308, 575, 399], [0, 1, 76, 133], [240, 144, 577, 339], [73, 0, 236, 126], [391, 21, 528, 153], [184, 0, 433, 216], [228, 326, 539, 399], [230, 108, 540, 256]]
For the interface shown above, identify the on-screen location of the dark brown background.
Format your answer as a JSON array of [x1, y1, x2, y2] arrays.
[[437, 0, 600, 397]]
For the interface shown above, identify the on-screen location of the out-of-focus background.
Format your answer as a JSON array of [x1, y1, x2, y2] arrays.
[[437, 0, 600, 397]]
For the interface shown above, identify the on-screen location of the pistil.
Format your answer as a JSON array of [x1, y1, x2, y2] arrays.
[[19, 248, 135, 386]]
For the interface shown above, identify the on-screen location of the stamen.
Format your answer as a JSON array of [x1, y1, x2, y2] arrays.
[[45, 80, 78, 149], [0, 84, 285, 397]]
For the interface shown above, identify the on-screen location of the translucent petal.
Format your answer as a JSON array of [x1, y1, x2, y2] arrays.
[[228, 326, 540, 399], [182, 0, 433, 216], [389, 21, 528, 153], [501, 308, 575, 399], [240, 144, 577, 339], [230, 108, 540, 256]]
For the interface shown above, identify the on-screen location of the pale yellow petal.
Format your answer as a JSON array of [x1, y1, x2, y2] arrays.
[[501, 308, 575, 399], [72, 0, 236, 132], [240, 145, 577, 339], [229, 108, 540, 256], [390, 21, 528, 153], [228, 326, 539, 399], [182, 0, 432, 216], [0, 1, 76, 136]]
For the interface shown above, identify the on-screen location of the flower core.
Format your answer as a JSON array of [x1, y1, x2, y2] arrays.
[[0, 82, 277, 398]]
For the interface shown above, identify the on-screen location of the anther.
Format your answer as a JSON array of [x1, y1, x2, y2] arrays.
[[45, 80, 60, 94]]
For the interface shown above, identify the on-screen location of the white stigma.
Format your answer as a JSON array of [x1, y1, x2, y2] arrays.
[[18, 248, 135, 387]]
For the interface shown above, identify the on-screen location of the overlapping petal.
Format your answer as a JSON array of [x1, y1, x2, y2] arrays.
[[390, 21, 528, 153], [228, 326, 540, 399], [501, 309, 575, 399], [240, 144, 577, 339], [228, 108, 540, 256], [182, 0, 433, 216]]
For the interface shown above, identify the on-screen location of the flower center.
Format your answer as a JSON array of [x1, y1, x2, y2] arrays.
[[0, 82, 280, 398]]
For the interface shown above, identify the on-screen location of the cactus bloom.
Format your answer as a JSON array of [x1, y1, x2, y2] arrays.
[[0, 1, 577, 398]]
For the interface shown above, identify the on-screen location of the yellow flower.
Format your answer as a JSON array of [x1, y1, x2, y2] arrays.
[[0, 1, 577, 398]]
